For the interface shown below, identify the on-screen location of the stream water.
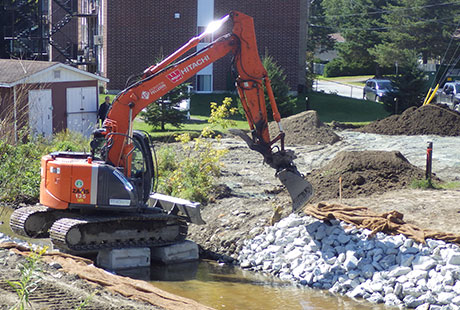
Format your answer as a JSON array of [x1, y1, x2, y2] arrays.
[[143, 260, 389, 310], [1, 206, 388, 310]]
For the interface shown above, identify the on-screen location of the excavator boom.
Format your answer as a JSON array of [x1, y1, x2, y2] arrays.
[[103, 11, 313, 210], [12, 11, 313, 255]]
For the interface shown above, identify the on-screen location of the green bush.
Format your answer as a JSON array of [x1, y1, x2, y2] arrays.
[[323, 58, 375, 77], [0, 130, 90, 204], [156, 98, 236, 203]]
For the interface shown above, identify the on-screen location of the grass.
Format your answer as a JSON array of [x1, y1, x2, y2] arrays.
[[303, 91, 390, 123], [108, 89, 390, 136], [410, 179, 460, 190], [133, 116, 249, 140], [190, 93, 240, 116], [8, 246, 48, 310]]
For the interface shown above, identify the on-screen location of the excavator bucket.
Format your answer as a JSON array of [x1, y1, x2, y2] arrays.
[[277, 169, 314, 212], [229, 129, 313, 211]]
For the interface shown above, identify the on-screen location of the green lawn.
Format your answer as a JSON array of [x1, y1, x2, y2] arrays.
[[303, 91, 390, 124], [133, 116, 249, 140], [103, 89, 389, 138]]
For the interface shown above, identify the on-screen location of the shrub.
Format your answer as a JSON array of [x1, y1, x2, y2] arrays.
[[381, 61, 427, 114], [323, 58, 375, 77], [0, 130, 90, 204], [156, 98, 236, 203]]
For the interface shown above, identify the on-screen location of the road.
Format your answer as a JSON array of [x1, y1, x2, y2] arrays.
[[313, 79, 364, 100]]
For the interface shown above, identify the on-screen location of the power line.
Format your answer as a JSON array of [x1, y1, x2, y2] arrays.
[[310, 15, 460, 32], [312, 1, 460, 19]]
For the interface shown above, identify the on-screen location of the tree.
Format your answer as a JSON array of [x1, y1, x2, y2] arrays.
[[140, 83, 190, 131], [237, 53, 297, 120], [306, 0, 336, 89], [382, 58, 427, 114], [308, 0, 335, 54], [370, 0, 460, 68], [322, 0, 398, 75], [261, 54, 297, 119]]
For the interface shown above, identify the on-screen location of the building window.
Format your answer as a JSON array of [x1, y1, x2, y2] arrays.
[[197, 26, 212, 43], [53, 70, 61, 79], [197, 74, 212, 92]]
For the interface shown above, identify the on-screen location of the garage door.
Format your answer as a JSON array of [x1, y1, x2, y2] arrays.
[[29, 89, 53, 137], [66, 87, 98, 138]]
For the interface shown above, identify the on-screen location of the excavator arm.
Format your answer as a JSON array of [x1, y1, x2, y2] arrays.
[[101, 11, 313, 211]]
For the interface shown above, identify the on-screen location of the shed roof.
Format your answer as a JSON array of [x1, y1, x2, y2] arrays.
[[0, 59, 108, 87]]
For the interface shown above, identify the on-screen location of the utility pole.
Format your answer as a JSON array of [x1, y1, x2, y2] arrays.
[[306, 0, 311, 46]]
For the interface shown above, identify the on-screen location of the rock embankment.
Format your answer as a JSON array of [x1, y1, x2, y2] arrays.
[[239, 214, 460, 309]]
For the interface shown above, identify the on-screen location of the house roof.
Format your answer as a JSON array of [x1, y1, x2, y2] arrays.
[[0, 59, 109, 87]]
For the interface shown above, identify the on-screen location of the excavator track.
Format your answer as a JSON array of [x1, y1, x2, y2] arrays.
[[10, 205, 58, 238], [10, 205, 188, 254], [50, 213, 188, 254]]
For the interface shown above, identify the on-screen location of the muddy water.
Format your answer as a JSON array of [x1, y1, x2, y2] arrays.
[[142, 261, 388, 310], [1, 207, 388, 310]]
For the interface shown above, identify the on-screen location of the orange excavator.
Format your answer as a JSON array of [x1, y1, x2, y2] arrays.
[[10, 11, 313, 253]]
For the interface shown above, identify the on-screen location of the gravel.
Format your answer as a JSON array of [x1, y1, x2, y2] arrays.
[[291, 131, 460, 182], [239, 213, 460, 309]]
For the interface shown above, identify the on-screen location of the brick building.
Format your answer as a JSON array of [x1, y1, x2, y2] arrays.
[[102, 0, 308, 93]]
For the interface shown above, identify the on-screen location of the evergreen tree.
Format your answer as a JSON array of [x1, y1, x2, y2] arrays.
[[140, 83, 190, 131], [370, 0, 460, 68], [322, 0, 395, 75], [261, 54, 297, 119], [308, 0, 335, 54], [382, 58, 427, 114], [237, 54, 297, 121]]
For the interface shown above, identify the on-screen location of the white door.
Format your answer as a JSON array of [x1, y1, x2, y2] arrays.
[[29, 89, 53, 137], [66, 87, 98, 137]]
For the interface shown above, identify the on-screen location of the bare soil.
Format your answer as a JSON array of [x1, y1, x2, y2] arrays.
[[0, 247, 158, 310], [268, 110, 341, 145], [2, 105, 460, 309], [356, 104, 460, 136], [189, 140, 460, 263], [188, 106, 460, 262]]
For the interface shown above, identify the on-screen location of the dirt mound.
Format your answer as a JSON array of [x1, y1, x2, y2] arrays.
[[269, 110, 340, 145], [308, 150, 429, 202], [357, 104, 460, 136]]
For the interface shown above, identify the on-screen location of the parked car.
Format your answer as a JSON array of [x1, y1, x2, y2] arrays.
[[436, 82, 460, 108], [363, 79, 394, 102]]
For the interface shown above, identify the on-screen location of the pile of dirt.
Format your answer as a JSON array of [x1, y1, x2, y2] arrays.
[[357, 104, 460, 136], [268, 110, 340, 145], [308, 150, 430, 202]]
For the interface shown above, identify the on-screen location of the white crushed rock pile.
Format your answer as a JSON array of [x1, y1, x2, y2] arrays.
[[239, 214, 460, 309]]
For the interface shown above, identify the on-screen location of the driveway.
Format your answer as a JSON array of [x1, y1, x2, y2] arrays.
[[314, 79, 364, 100]]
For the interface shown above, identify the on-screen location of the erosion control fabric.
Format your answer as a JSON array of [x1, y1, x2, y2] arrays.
[[0, 242, 213, 310], [305, 202, 460, 245]]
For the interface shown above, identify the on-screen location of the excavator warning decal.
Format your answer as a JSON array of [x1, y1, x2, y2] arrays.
[[167, 70, 183, 83]]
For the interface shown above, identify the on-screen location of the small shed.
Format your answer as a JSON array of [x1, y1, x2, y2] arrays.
[[0, 59, 109, 141]]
